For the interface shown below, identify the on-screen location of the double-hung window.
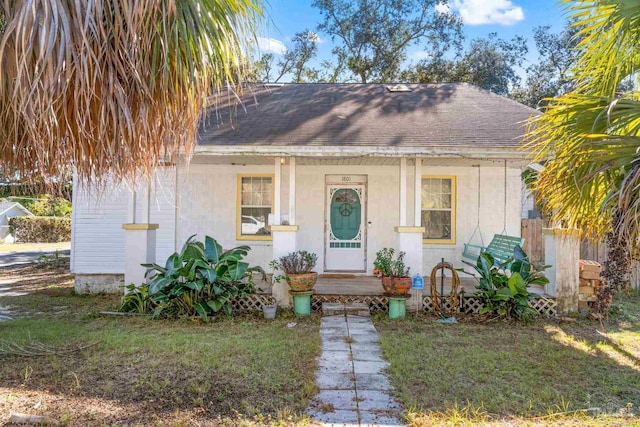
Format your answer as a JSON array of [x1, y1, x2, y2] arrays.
[[237, 174, 273, 240], [421, 176, 456, 244]]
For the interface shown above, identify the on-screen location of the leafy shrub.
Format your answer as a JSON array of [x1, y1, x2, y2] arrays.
[[120, 235, 265, 321], [390, 251, 410, 277], [469, 246, 549, 321], [7, 195, 72, 217], [374, 248, 410, 277], [277, 250, 317, 274], [120, 283, 153, 314], [8, 216, 71, 242], [374, 248, 395, 277]]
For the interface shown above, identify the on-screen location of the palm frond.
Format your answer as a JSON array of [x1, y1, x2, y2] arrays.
[[527, 89, 640, 240], [566, 0, 640, 96], [0, 0, 261, 190]]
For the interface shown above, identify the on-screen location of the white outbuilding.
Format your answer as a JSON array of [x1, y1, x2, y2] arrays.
[[0, 201, 34, 242]]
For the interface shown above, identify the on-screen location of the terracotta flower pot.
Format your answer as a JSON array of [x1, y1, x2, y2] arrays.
[[381, 276, 411, 297], [286, 272, 318, 292], [380, 276, 393, 294]]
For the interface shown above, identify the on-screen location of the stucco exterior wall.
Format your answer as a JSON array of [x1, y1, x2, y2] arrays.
[[176, 164, 276, 271], [415, 166, 523, 274], [70, 161, 524, 288], [176, 163, 522, 275], [176, 163, 399, 273]]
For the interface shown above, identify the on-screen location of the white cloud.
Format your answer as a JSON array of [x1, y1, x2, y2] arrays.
[[256, 37, 287, 55], [410, 51, 432, 61], [435, 2, 451, 14], [446, 0, 524, 26]]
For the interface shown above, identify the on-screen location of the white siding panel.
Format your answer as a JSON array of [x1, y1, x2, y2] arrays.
[[146, 168, 177, 263], [71, 179, 128, 274], [71, 168, 176, 274]]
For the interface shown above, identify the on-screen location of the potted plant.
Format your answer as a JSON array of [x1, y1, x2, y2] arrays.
[[374, 248, 394, 293], [277, 250, 318, 292], [374, 248, 411, 297], [273, 251, 318, 316]]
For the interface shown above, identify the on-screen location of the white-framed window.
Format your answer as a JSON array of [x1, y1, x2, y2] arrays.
[[236, 174, 273, 240], [421, 176, 456, 244]]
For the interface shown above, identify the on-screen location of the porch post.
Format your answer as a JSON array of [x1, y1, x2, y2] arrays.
[[543, 228, 580, 315], [271, 157, 298, 307], [289, 157, 296, 224], [414, 158, 422, 227], [395, 157, 424, 288], [122, 178, 158, 289], [399, 157, 407, 226], [273, 157, 282, 225]]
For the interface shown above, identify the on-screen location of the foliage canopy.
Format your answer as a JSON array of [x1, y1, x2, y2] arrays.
[[313, 0, 462, 83]]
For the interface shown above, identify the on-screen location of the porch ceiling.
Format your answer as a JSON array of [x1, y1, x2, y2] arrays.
[[189, 154, 529, 167]]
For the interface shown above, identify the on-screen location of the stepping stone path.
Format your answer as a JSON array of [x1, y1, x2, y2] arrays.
[[307, 309, 404, 426]]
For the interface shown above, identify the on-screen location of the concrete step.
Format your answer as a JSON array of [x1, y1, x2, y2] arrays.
[[322, 302, 370, 317]]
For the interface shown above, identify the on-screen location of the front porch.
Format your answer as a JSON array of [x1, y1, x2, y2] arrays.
[[252, 275, 556, 315], [314, 275, 549, 297], [314, 275, 477, 296]]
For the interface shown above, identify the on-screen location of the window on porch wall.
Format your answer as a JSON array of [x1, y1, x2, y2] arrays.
[[237, 175, 273, 240], [421, 176, 456, 244]]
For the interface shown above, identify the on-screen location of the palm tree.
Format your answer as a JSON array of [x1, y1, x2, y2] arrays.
[[0, 0, 261, 188], [527, 0, 640, 244]]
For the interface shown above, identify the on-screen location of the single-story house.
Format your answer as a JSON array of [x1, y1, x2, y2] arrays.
[[0, 201, 34, 241], [71, 83, 538, 302]]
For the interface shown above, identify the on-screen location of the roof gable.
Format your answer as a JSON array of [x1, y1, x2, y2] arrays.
[[0, 202, 34, 216]]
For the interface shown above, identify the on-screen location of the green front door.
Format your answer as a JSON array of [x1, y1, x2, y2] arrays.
[[330, 189, 361, 242], [326, 184, 366, 271]]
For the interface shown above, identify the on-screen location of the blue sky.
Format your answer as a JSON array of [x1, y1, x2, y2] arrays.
[[255, 0, 570, 80]]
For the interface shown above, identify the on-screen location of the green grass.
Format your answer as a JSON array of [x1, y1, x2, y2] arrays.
[[0, 264, 320, 425], [376, 297, 640, 425]]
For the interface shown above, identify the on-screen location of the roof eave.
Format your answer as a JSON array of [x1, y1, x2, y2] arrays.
[[193, 144, 532, 159]]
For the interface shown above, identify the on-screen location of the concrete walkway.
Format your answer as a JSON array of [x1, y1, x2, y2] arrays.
[[0, 242, 70, 268], [307, 315, 404, 426]]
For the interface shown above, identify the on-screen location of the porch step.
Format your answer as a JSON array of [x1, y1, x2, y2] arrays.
[[321, 302, 370, 317]]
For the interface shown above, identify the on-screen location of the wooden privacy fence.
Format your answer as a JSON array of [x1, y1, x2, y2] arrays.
[[521, 218, 640, 290], [521, 218, 544, 264]]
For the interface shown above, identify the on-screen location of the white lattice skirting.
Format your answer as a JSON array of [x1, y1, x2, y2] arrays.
[[427, 295, 557, 317], [232, 293, 557, 317], [310, 294, 557, 317], [231, 294, 276, 311]]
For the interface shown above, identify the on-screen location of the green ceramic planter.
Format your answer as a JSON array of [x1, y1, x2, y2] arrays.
[[291, 290, 313, 316], [389, 297, 407, 319]]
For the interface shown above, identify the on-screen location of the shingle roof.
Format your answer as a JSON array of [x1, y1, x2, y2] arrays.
[[197, 83, 538, 149]]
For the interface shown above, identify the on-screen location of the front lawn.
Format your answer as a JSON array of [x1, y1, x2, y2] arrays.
[[0, 263, 320, 426], [376, 300, 640, 426]]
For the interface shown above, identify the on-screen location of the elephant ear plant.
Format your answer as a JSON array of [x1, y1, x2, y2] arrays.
[[120, 235, 265, 321], [469, 245, 549, 321]]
